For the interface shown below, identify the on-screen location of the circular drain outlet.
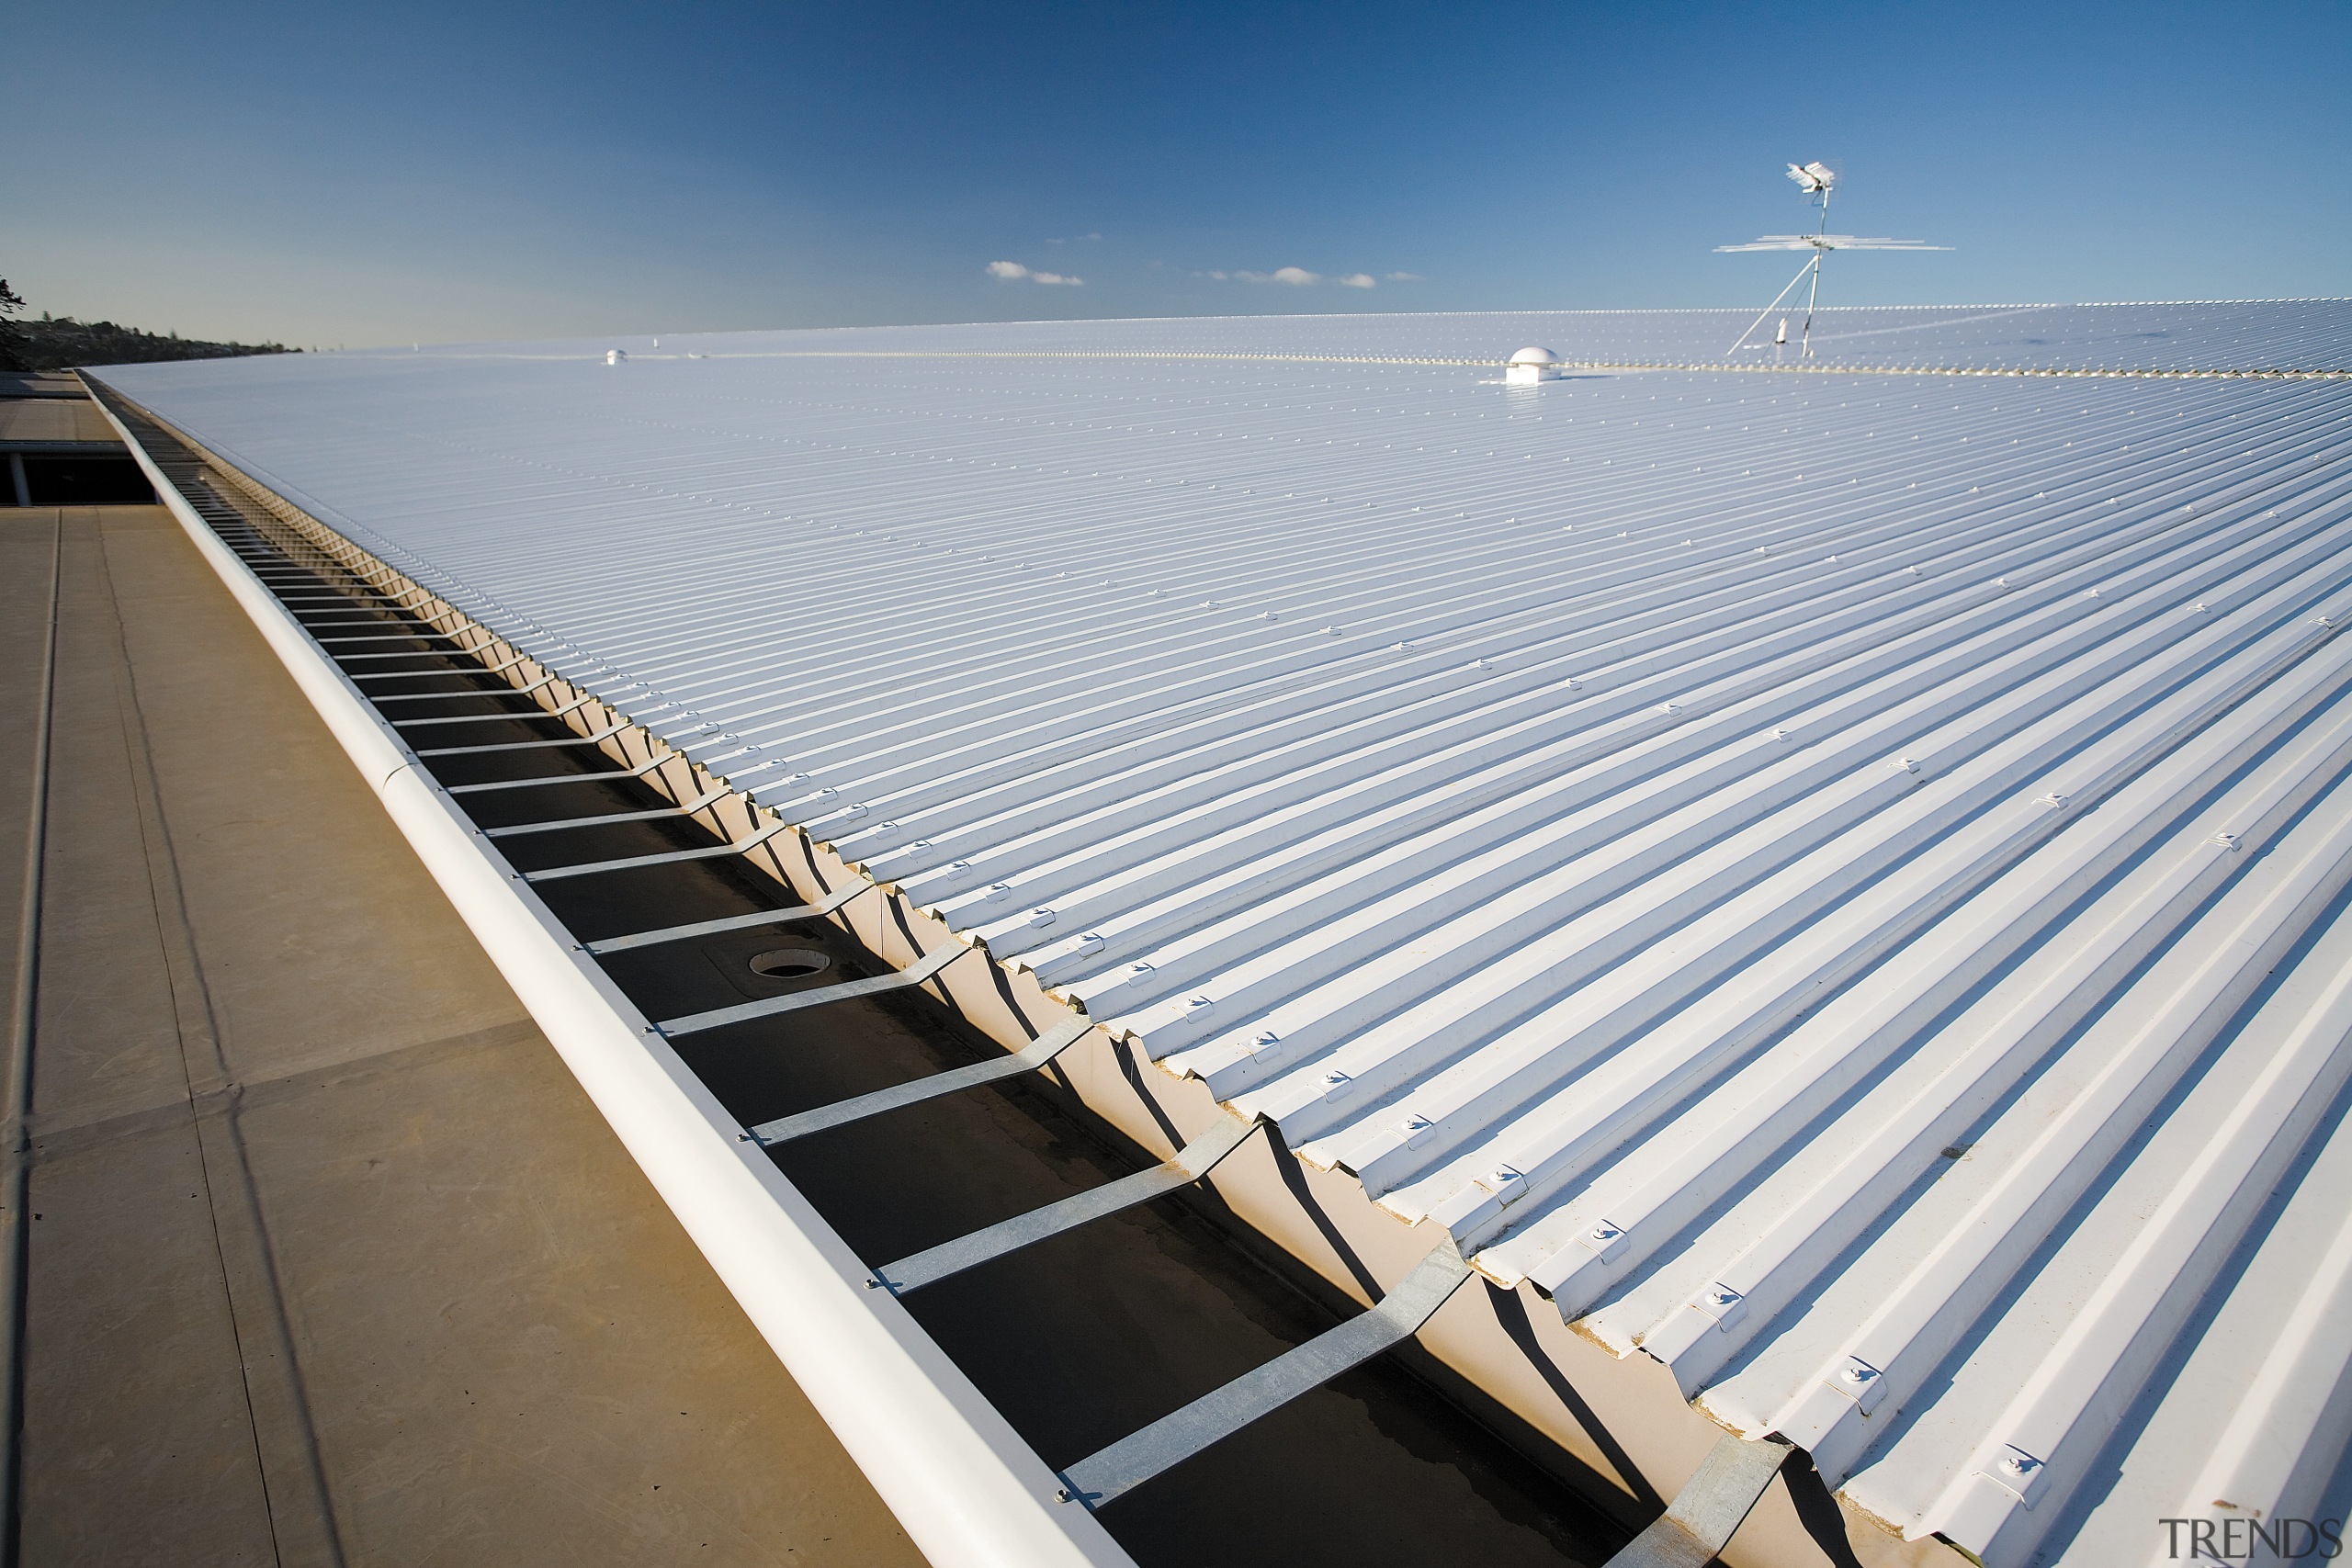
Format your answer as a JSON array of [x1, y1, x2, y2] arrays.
[[746, 946, 832, 980]]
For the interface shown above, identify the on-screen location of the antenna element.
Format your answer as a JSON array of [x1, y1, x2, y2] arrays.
[[1716, 163, 1949, 357]]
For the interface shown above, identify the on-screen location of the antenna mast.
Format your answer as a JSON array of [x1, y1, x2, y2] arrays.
[[1716, 163, 1948, 358], [1796, 162, 1833, 356]]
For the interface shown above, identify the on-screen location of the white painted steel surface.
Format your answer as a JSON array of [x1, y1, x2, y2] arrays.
[[93, 301, 2352, 1564]]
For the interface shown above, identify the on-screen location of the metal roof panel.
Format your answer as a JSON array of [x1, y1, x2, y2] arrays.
[[90, 301, 2352, 1562]]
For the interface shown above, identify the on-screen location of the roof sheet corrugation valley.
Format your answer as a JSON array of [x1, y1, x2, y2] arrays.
[[93, 301, 2352, 1564]]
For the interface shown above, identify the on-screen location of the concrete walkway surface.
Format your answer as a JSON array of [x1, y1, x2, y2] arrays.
[[0, 506, 922, 1568]]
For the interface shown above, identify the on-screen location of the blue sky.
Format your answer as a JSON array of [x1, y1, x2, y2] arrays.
[[7, 2, 2346, 347]]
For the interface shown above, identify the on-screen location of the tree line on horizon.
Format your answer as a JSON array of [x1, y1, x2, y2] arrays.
[[0, 279, 298, 371]]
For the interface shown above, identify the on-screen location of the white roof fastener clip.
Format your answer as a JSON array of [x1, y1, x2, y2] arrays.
[[1580, 1219, 1629, 1263], [1693, 1281, 1748, 1329], [1832, 1355, 1888, 1415]]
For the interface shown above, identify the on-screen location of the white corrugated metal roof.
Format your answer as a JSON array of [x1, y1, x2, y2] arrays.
[[93, 302, 2352, 1563]]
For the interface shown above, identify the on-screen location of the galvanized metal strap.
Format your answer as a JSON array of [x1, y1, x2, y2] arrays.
[[415, 720, 630, 757], [334, 649, 474, 664], [483, 785, 729, 839], [522, 821, 789, 884], [875, 1116, 1260, 1296], [311, 629, 463, 645], [657, 941, 967, 1037], [338, 649, 532, 673], [1601, 1434, 1794, 1568], [370, 675, 557, 704], [749, 1013, 1094, 1146], [1056, 1238, 1476, 1510], [582, 883, 868, 955], [445, 754, 667, 795], [391, 694, 594, 729]]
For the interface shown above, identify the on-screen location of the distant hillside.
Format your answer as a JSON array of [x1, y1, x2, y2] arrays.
[[2, 315, 299, 371]]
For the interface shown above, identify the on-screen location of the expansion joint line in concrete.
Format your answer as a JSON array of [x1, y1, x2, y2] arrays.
[[92, 517, 350, 1568], [0, 510, 61, 1568]]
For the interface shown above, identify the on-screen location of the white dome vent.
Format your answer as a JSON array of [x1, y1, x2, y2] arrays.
[[1506, 345, 1561, 385]]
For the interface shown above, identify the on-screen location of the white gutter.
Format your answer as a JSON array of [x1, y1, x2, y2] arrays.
[[94, 386, 1137, 1568]]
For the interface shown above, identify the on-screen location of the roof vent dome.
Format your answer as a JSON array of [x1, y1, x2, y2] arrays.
[[1506, 345, 1561, 385]]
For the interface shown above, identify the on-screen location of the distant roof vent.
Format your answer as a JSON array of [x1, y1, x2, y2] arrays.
[[605, 349, 628, 366], [1506, 345, 1561, 386]]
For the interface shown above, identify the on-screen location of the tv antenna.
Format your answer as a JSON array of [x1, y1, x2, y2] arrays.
[[1718, 162, 1947, 357]]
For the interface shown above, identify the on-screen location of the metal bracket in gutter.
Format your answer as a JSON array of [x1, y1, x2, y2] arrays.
[[447, 754, 671, 795], [91, 383, 1141, 1568], [481, 784, 731, 839], [390, 694, 596, 728], [1055, 1238, 1476, 1511], [658, 942, 967, 1037], [582, 884, 872, 955], [750, 1013, 1095, 1146], [414, 719, 631, 757], [1602, 1434, 1795, 1568], [874, 1115, 1261, 1295], [520, 821, 791, 883], [368, 674, 560, 702], [339, 647, 534, 672], [311, 628, 466, 644]]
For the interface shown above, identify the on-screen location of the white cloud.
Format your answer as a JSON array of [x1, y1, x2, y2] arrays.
[[1385, 271, 1423, 282], [1196, 265, 1385, 288], [987, 261, 1082, 286]]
